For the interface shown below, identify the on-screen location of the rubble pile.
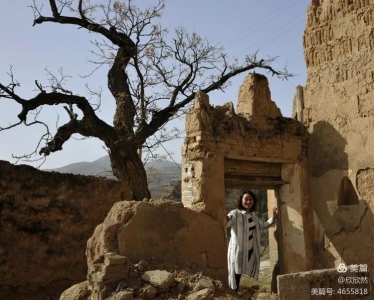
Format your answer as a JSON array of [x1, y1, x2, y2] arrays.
[[60, 253, 251, 300]]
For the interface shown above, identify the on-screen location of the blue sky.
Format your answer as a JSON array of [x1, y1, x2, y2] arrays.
[[0, 0, 309, 168]]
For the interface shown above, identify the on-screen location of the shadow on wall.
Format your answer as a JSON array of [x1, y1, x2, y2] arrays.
[[308, 121, 373, 277], [309, 121, 348, 178]]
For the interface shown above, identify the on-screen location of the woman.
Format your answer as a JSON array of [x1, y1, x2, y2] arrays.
[[226, 190, 278, 292]]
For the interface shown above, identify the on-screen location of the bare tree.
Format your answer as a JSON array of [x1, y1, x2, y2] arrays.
[[0, 0, 292, 200]]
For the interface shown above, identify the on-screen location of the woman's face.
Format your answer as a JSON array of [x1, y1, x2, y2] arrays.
[[242, 193, 254, 211]]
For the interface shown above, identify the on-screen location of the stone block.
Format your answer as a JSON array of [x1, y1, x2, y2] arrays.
[[108, 290, 134, 300], [90, 264, 129, 283], [141, 270, 174, 292], [142, 284, 157, 299], [186, 288, 214, 300], [193, 278, 215, 293], [104, 253, 129, 266], [60, 281, 91, 300]]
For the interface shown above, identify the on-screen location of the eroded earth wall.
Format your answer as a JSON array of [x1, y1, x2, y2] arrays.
[[303, 0, 374, 280], [86, 200, 228, 287], [0, 160, 130, 300]]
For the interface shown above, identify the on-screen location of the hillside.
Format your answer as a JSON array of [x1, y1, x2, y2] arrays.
[[45, 155, 181, 188]]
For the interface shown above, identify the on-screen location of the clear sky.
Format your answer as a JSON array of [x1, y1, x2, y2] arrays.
[[0, 0, 310, 169]]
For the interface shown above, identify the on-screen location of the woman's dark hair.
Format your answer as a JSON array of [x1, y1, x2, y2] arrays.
[[236, 189, 258, 212]]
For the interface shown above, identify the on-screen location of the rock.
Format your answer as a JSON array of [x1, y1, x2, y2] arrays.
[[107, 290, 134, 300], [141, 270, 174, 292], [90, 281, 117, 300], [256, 292, 272, 300], [135, 260, 148, 271], [138, 260, 149, 268], [104, 253, 129, 266], [143, 284, 158, 299], [90, 263, 129, 283], [130, 272, 138, 278], [87, 253, 130, 284], [177, 281, 185, 292], [60, 281, 91, 300], [186, 288, 214, 300], [193, 277, 215, 293], [86, 201, 136, 266], [213, 280, 224, 292], [240, 290, 252, 300]]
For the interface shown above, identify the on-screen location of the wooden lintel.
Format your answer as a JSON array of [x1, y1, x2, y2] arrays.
[[225, 179, 286, 185], [224, 159, 282, 178], [224, 180, 287, 189], [225, 175, 283, 182], [225, 155, 295, 164], [224, 171, 281, 178]]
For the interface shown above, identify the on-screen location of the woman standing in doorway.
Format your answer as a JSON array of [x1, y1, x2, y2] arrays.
[[226, 190, 278, 292]]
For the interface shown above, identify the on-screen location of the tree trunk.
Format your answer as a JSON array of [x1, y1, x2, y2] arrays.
[[109, 146, 151, 201]]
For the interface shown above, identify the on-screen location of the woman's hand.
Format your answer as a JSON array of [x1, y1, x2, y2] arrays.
[[272, 207, 278, 219]]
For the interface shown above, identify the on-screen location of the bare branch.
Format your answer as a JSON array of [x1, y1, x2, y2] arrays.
[[49, 0, 60, 17], [85, 84, 102, 111], [9, 108, 51, 168], [32, 1, 136, 51], [0, 67, 24, 104], [0, 121, 23, 131], [0, 83, 24, 103], [39, 119, 80, 155], [78, 0, 86, 21], [0, 74, 116, 150], [35, 80, 46, 93], [63, 104, 78, 120], [45, 68, 73, 94]]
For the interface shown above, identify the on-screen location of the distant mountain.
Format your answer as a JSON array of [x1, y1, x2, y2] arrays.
[[46, 155, 181, 188]]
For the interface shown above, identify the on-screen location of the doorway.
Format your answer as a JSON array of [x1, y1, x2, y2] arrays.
[[223, 156, 313, 291], [225, 188, 279, 296], [224, 156, 286, 295]]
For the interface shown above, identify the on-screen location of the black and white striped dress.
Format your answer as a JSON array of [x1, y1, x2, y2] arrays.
[[247, 214, 256, 264], [227, 209, 275, 290]]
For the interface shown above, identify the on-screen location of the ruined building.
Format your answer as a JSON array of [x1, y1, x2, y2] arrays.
[[180, 0, 374, 298], [1, 0, 373, 299]]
